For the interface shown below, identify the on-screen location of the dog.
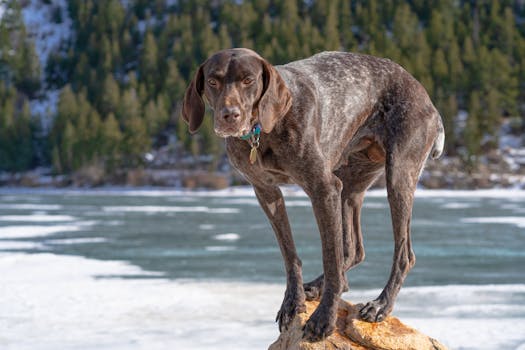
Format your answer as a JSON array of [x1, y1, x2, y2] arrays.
[[182, 48, 444, 341]]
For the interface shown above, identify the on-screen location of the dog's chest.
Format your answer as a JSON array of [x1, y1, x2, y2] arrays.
[[226, 140, 294, 186]]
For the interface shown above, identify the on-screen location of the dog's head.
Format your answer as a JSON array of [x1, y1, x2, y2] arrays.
[[181, 48, 292, 137]]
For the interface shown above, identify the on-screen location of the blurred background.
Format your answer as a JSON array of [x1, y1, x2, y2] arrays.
[[0, 0, 525, 189], [1, 2, 525, 350]]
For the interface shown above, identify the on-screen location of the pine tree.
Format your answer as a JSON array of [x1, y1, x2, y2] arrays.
[[199, 112, 221, 161], [51, 146, 63, 174], [13, 100, 34, 171], [98, 36, 113, 77], [339, 0, 354, 50], [218, 24, 232, 49], [324, 0, 340, 51], [51, 85, 79, 149], [484, 88, 500, 147], [143, 98, 168, 135], [498, 7, 516, 56], [447, 39, 464, 91], [465, 92, 482, 164], [165, 60, 186, 101], [176, 114, 189, 149], [140, 30, 159, 98], [198, 15, 220, 60], [392, 4, 419, 56], [15, 40, 41, 98], [489, 48, 518, 115], [60, 121, 76, 172], [100, 74, 120, 116], [122, 116, 150, 166], [101, 112, 123, 167], [86, 109, 103, 162], [0, 94, 34, 171], [117, 88, 142, 125], [440, 93, 458, 155], [432, 48, 449, 87], [274, 0, 300, 61]]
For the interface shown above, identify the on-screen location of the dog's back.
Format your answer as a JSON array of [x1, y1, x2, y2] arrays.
[[276, 51, 444, 167]]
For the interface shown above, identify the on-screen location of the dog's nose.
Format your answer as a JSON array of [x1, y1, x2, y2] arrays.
[[221, 106, 241, 123]]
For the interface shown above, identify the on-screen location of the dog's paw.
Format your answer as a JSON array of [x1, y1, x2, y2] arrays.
[[302, 302, 337, 342], [276, 288, 306, 332], [359, 298, 391, 322], [303, 277, 323, 301], [304, 275, 349, 301]]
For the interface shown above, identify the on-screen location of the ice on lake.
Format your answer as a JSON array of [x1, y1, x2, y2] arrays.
[[0, 188, 524, 349]]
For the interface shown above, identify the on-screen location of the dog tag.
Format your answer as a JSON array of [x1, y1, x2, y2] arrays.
[[249, 146, 258, 164]]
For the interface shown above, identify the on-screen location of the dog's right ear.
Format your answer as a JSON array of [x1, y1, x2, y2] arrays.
[[182, 64, 205, 134]]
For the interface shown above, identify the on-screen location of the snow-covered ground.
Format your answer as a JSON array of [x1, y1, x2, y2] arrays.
[[21, 0, 71, 73], [21, 0, 71, 127], [1, 251, 524, 349], [0, 1, 5, 21]]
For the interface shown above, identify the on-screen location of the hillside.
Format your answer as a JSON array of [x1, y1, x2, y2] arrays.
[[1, 0, 525, 188]]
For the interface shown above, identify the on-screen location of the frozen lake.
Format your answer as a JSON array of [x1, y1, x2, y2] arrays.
[[0, 187, 524, 349]]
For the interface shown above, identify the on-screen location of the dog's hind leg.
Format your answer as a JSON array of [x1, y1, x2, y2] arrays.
[[339, 154, 385, 272], [359, 103, 439, 322]]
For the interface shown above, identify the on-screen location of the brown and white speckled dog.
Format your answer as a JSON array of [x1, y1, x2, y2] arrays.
[[182, 48, 444, 342]]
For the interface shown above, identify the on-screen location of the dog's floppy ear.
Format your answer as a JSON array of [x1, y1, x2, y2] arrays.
[[182, 64, 205, 134], [257, 59, 292, 134]]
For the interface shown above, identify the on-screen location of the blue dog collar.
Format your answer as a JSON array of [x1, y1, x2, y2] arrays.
[[240, 123, 262, 141]]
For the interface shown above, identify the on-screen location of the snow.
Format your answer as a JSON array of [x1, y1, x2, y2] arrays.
[[0, 251, 524, 349], [0, 252, 280, 350], [30, 89, 60, 131], [213, 233, 241, 241], [455, 110, 468, 135], [500, 119, 523, 149], [500, 134, 522, 149], [0, 224, 81, 239], [21, 0, 72, 117], [0, 221, 95, 239], [0, 203, 62, 210], [21, 0, 71, 77], [462, 216, 525, 228], [0, 1, 5, 21], [102, 205, 240, 214], [0, 214, 76, 222]]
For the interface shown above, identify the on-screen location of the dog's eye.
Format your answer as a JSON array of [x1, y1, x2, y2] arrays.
[[242, 77, 254, 85], [207, 79, 218, 87]]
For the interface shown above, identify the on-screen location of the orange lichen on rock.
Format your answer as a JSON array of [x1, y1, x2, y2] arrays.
[[268, 299, 448, 350]]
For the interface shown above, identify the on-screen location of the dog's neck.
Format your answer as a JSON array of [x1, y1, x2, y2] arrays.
[[239, 123, 262, 164]]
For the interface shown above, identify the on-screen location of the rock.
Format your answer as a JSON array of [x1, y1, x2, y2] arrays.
[[268, 300, 448, 350]]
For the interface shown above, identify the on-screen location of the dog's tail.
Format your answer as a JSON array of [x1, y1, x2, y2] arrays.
[[430, 115, 445, 159]]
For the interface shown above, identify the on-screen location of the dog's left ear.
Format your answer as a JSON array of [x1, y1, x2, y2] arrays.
[[181, 64, 205, 134], [257, 59, 292, 134]]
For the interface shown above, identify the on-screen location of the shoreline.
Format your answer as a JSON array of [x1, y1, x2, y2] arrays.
[[2, 185, 525, 198], [2, 151, 525, 191]]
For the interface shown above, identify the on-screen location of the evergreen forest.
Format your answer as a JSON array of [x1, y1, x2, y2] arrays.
[[1, 0, 524, 177]]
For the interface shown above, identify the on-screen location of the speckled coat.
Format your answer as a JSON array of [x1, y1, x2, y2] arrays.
[[182, 48, 444, 342]]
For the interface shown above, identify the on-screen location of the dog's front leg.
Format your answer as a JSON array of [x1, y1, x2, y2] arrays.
[[302, 174, 345, 342], [253, 184, 306, 332]]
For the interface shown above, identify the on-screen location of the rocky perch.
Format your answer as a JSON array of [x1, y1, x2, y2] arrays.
[[269, 300, 447, 350]]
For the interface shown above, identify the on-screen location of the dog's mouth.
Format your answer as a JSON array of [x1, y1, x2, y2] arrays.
[[214, 126, 250, 138]]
